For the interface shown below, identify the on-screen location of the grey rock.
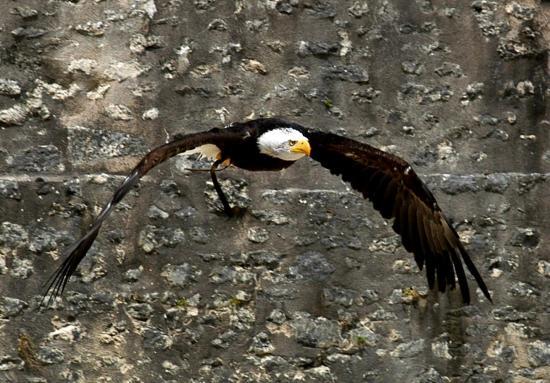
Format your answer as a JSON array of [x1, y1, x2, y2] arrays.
[[104, 104, 134, 121], [0, 297, 28, 318], [249, 332, 274, 355], [161, 263, 198, 287], [323, 286, 357, 307], [148, 205, 169, 220], [508, 282, 539, 298], [461, 82, 484, 101], [304, 0, 336, 19], [390, 339, 425, 358], [400, 82, 453, 104], [483, 173, 510, 193], [276, 1, 294, 15], [413, 368, 446, 383], [207, 18, 228, 31], [290, 313, 342, 348], [138, 225, 185, 253], [439, 175, 480, 195], [0, 104, 29, 126], [0, 355, 24, 371], [75, 21, 107, 37], [10, 145, 61, 172], [247, 227, 270, 243], [471, 1, 500, 37], [124, 267, 142, 282], [205, 178, 251, 212], [12, 6, 39, 19], [294, 251, 335, 281], [537, 260, 550, 277], [28, 226, 72, 253], [347, 325, 378, 347], [189, 226, 209, 243], [0, 180, 21, 200], [245, 250, 282, 269], [297, 41, 340, 57], [127, 303, 154, 321], [130, 34, 164, 54], [11, 26, 47, 38], [435, 62, 463, 77], [351, 88, 381, 104], [251, 210, 290, 225], [68, 126, 147, 163], [211, 330, 237, 349], [0, 79, 22, 96], [493, 306, 536, 321], [369, 309, 398, 321], [323, 65, 369, 84], [143, 327, 173, 350], [510, 228, 540, 248], [37, 346, 64, 364], [0, 222, 28, 247], [401, 61, 424, 75], [527, 341, 550, 368], [348, 1, 369, 18], [268, 309, 287, 324], [362, 289, 380, 305]]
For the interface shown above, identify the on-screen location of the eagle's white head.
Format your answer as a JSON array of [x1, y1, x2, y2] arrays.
[[257, 128, 311, 161]]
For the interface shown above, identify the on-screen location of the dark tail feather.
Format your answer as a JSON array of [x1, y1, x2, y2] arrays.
[[40, 225, 100, 306], [458, 242, 492, 303], [40, 170, 140, 306]]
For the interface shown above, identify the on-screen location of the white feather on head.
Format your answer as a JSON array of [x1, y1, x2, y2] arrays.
[[257, 128, 309, 161]]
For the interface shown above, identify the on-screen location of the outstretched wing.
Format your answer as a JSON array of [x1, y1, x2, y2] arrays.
[[42, 128, 242, 305], [304, 130, 491, 304]]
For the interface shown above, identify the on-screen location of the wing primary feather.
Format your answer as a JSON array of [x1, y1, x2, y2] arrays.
[[380, 180, 398, 219], [41, 131, 229, 305], [436, 255, 447, 293], [372, 174, 392, 212], [414, 208, 429, 270], [448, 247, 471, 304], [457, 241, 492, 303]]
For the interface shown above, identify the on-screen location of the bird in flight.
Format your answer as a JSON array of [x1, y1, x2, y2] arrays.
[[42, 118, 491, 305]]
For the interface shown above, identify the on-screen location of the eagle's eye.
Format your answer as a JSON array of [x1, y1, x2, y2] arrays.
[[288, 140, 297, 146]]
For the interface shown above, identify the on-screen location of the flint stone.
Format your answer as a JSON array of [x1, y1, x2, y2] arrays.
[[143, 327, 173, 350], [0, 181, 20, 200], [390, 339, 425, 358], [37, 347, 64, 364], [294, 251, 335, 281], [0, 222, 28, 247], [161, 263, 198, 287], [127, 303, 154, 321], [290, 313, 342, 348], [0, 79, 21, 96], [0, 297, 28, 318], [527, 341, 550, 368], [413, 368, 446, 383], [138, 225, 185, 253], [323, 65, 369, 83], [0, 105, 29, 126], [10, 145, 61, 172], [439, 175, 480, 195]]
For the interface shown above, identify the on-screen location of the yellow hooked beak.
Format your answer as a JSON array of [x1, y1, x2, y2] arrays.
[[290, 139, 311, 156]]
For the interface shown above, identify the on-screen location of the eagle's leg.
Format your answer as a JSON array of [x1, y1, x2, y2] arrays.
[[210, 159, 235, 217]]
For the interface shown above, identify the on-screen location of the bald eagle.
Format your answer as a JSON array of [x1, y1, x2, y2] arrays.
[[42, 118, 491, 305]]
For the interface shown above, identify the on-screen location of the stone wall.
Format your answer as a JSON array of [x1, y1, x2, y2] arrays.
[[0, 1, 548, 382]]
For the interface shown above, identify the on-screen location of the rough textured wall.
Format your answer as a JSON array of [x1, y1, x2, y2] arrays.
[[0, 1, 548, 382]]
